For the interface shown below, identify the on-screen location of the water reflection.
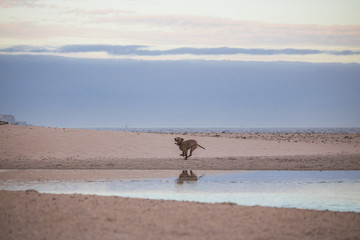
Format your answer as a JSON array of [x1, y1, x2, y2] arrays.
[[1, 170, 360, 212], [176, 170, 204, 184]]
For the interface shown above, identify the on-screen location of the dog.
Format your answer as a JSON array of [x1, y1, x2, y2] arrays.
[[174, 137, 205, 160]]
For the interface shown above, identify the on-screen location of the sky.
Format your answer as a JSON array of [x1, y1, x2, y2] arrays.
[[1, 0, 360, 62], [0, 0, 360, 127]]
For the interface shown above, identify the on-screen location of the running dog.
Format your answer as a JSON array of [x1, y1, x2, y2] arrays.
[[174, 137, 205, 160]]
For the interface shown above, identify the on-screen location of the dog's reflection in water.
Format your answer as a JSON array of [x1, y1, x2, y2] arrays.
[[177, 170, 204, 184]]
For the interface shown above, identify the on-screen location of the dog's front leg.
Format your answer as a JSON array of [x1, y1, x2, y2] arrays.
[[182, 150, 186, 157], [184, 150, 188, 160]]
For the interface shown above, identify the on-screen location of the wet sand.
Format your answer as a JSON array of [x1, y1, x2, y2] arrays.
[[1, 190, 359, 240], [1, 154, 360, 170], [1, 124, 360, 239]]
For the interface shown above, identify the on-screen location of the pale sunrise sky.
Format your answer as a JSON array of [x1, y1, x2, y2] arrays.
[[1, 0, 360, 62], [1, 1, 360, 128]]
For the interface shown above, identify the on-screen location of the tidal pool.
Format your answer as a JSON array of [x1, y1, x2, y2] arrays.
[[1, 171, 359, 212]]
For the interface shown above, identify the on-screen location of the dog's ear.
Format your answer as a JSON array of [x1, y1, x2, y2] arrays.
[[179, 137, 184, 142]]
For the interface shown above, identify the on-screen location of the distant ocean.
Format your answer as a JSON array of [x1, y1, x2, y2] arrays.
[[85, 127, 360, 134]]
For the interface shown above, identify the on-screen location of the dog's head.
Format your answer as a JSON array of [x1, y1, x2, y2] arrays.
[[174, 137, 184, 145]]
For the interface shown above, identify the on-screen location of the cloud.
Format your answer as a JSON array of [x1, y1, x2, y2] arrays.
[[0, 0, 40, 8], [1, 44, 359, 56], [64, 8, 135, 16], [0, 45, 52, 53], [1, 15, 360, 48], [57, 45, 146, 55], [83, 15, 360, 47]]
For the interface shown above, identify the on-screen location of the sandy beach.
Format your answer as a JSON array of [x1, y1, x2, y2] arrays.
[[1, 124, 360, 239], [1, 190, 360, 240], [1, 124, 359, 170]]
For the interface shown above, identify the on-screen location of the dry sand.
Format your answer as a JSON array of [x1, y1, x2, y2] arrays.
[[1, 124, 360, 239]]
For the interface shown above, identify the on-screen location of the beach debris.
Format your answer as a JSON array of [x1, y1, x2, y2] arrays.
[[25, 189, 39, 194]]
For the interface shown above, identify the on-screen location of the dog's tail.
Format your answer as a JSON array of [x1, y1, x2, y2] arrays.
[[198, 144, 205, 150]]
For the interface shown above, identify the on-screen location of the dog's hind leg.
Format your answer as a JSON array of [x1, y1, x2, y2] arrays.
[[189, 145, 197, 157]]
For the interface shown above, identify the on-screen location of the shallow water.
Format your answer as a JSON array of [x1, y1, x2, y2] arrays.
[[1, 171, 360, 212]]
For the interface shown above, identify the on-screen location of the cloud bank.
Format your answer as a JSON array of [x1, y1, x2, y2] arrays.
[[1, 45, 359, 57], [1, 15, 359, 48]]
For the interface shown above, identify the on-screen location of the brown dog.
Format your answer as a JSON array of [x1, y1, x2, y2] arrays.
[[174, 137, 205, 160]]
